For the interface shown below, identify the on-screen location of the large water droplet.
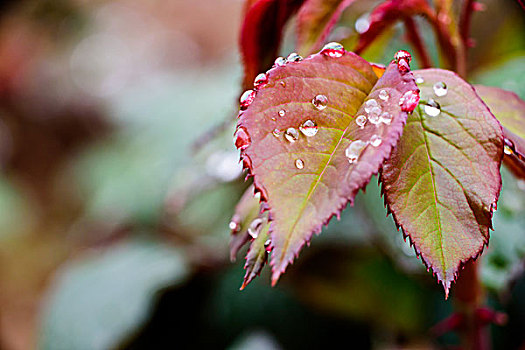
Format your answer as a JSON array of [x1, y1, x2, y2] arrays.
[[278, 109, 286, 117], [424, 99, 441, 117], [370, 134, 382, 147], [272, 128, 282, 137], [399, 90, 420, 112], [415, 76, 424, 84], [355, 14, 370, 34], [379, 112, 392, 125], [394, 50, 412, 73], [321, 42, 345, 58], [239, 90, 256, 110], [287, 52, 303, 62], [355, 115, 367, 128], [345, 140, 367, 164], [364, 99, 378, 113], [299, 120, 318, 137], [274, 56, 286, 67], [312, 94, 328, 110], [248, 218, 263, 239], [433, 81, 448, 97], [295, 159, 304, 169], [285, 127, 299, 142], [379, 89, 389, 101], [254, 73, 269, 89], [235, 126, 251, 150]]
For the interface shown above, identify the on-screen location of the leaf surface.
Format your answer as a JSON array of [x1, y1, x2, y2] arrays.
[[296, 0, 356, 55], [229, 185, 262, 261], [241, 222, 271, 289], [237, 50, 418, 284], [381, 69, 503, 296]]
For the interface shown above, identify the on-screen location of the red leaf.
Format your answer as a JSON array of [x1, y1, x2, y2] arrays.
[[241, 220, 271, 290], [236, 48, 418, 285]]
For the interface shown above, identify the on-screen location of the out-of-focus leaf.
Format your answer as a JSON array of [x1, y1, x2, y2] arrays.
[[230, 185, 262, 261], [472, 55, 525, 99], [240, 0, 305, 89], [236, 49, 418, 285], [474, 85, 525, 177], [381, 69, 503, 296], [296, 0, 356, 55], [241, 222, 271, 289], [38, 237, 188, 350]]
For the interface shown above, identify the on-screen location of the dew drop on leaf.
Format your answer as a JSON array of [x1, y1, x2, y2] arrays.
[[299, 120, 318, 137], [424, 99, 441, 117], [272, 128, 282, 137], [240, 90, 256, 110], [370, 134, 382, 147], [364, 99, 378, 113], [274, 57, 286, 67], [355, 115, 367, 128], [379, 89, 389, 101], [278, 109, 286, 117], [345, 140, 367, 164], [368, 107, 382, 125], [295, 159, 304, 169], [312, 94, 328, 110], [394, 50, 412, 73], [504, 145, 513, 155], [254, 73, 269, 89], [284, 127, 299, 142], [399, 90, 420, 112], [264, 239, 272, 252], [229, 214, 241, 233], [415, 76, 424, 84], [433, 81, 448, 97], [287, 52, 303, 62], [234, 126, 251, 150], [248, 218, 263, 239], [379, 112, 392, 125], [280, 81, 286, 87], [320, 42, 345, 58]]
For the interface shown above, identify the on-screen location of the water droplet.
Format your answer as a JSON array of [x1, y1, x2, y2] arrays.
[[278, 109, 286, 117], [368, 106, 382, 125], [379, 112, 392, 125], [504, 145, 513, 155], [394, 50, 412, 73], [345, 140, 367, 163], [287, 52, 303, 62], [399, 90, 420, 112], [379, 89, 389, 101], [284, 127, 299, 142], [312, 94, 328, 110], [274, 56, 286, 67], [415, 76, 424, 84], [364, 99, 378, 113], [355, 115, 367, 128], [254, 73, 269, 89], [248, 218, 263, 238], [424, 99, 441, 117], [264, 239, 272, 252], [355, 14, 370, 34], [234, 126, 251, 150], [370, 134, 382, 147], [240, 90, 256, 110], [272, 128, 282, 137], [321, 42, 345, 58], [229, 215, 241, 233], [299, 120, 318, 137], [295, 159, 304, 169], [280, 81, 286, 87], [433, 81, 448, 97]]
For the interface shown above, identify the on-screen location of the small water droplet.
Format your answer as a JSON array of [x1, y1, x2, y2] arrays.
[[234, 126, 251, 150], [229, 215, 241, 233], [280, 81, 286, 87], [295, 159, 304, 169], [379, 89, 389, 101], [355, 115, 367, 128], [355, 14, 370, 34], [253, 73, 269, 89], [394, 50, 412, 73], [379, 112, 392, 125], [345, 140, 367, 163], [272, 128, 282, 137], [370, 134, 382, 147], [321, 42, 345, 58], [271, 117, 276, 121], [239, 90, 256, 110], [364, 99, 378, 113], [284, 127, 299, 142], [274, 56, 286, 67], [299, 120, 318, 137], [312, 94, 328, 110], [504, 145, 513, 155], [248, 218, 263, 238], [424, 99, 441, 117], [264, 239, 272, 252], [278, 109, 286, 117], [433, 81, 448, 97], [368, 106, 382, 125], [287, 52, 303, 62], [399, 90, 420, 112], [415, 76, 424, 84]]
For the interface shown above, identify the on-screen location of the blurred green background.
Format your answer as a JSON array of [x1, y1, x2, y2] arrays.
[[0, 0, 524, 349]]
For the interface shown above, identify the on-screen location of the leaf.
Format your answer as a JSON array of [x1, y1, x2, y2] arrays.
[[353, 0, 434, 55], [236, 49, 419, 285], [229, 185, 262, 261], [381, 69, 504, 296], [296, 0, 356, 55], [474, 85, 525, 178], [241, 221, 271, 290], [240, 0, 305, 89]]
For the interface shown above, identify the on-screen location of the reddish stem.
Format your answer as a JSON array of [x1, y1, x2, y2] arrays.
[[403, 17, 432, 68], [459, 0, 475, 47]]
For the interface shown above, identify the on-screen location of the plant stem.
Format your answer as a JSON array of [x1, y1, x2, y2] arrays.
[[403, 17, 432, 68]]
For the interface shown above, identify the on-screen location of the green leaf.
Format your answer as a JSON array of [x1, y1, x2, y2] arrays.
[[236, 49, 418, 285], [381, 69, 504, 296]]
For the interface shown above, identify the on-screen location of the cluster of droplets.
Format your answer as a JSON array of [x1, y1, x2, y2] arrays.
[[355, 89, 393, 129]]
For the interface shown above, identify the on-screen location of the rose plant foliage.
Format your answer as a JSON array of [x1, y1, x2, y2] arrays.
[[229, 0, 525, 299]]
